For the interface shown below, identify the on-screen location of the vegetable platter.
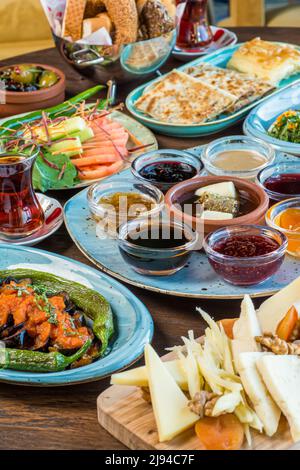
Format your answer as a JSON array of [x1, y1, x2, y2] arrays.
[[0, 244, 153, 386], [0, 86, 157, 192]]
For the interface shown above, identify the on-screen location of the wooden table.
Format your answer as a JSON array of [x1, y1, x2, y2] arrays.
[[0, 27, 298, 450]]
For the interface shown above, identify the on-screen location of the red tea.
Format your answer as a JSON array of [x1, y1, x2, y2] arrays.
[[0, 153, 44, 238], [177, 0, 213, 49]]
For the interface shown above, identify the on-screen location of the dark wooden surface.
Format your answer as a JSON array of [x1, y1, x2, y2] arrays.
[[0, 27, 299, 450]]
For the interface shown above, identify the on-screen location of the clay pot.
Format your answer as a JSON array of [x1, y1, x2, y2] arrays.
[[165, 175, 269, 234], [0, 63, 66, 118]]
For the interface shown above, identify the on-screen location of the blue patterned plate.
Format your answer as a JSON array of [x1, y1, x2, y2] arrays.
[[64, 150, 300, 300], [126, 42, 300, 137], [0, 245, 153, 386], [244, 82, 300, 155]]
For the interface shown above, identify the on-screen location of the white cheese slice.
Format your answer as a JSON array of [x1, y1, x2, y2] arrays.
[[231, 338, 260, 371], [111, 359, 188, 390], [200, 210, 234, 220], [231, 296, 261, 371], [237, 352, 281, 437], [233, 295, 262, 343], [256, 355, 300, 443], [195, 181, 237, 199], [144, 344, 199, 442], [257, 277, 300, 334]]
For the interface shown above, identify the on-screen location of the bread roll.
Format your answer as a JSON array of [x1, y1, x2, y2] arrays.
[[82, 13, 113, 37]]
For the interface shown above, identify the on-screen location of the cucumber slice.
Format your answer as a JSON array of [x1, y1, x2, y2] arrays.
[[76, 125, 94, 143], [49, 136, 82, 157]]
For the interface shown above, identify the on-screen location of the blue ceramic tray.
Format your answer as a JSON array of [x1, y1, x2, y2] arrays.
[[64, 149, 300, 300], [126, 42, 300, 137], [0, 245, 153, 386], [244, 82, 300, 155]]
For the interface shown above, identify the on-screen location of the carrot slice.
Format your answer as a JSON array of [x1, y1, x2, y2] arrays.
[[73, 155, 120, 167], [195, 414, 244, 450], [78, 161, 123, 180], [276, 305, 298, 341], [218, 319, 237, 340]]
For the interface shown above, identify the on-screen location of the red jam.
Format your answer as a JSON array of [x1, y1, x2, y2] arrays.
[[208, 235, 284, 286], [264, 173, 300, 196], [213, 235, 280, 257]]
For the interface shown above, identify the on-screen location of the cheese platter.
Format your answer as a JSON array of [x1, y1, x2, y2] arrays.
[[98, 278, 300, 450]]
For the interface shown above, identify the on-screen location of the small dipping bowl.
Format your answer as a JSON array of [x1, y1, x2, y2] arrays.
[[257, 161, 300, 203], [87, 179, 164, 236], [201, 135, 275, 180], [203, 225, 287, 286], [118, 219, 199, 276], [131, 149, 204, 193], [266, 198, 300, 258]]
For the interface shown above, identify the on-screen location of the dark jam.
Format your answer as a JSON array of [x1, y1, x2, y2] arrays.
[[208, 235, 284, 286], [119, 224, 192, 275], [139, 161, 197, 184], [263, 173, 300, 197]]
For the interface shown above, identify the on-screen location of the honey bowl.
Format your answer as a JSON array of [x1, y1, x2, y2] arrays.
[[266, 198, 300, 258]]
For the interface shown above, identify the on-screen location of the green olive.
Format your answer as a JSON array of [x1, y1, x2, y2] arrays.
[[10, 64, 38, 85], [38, 70, 59, 89]]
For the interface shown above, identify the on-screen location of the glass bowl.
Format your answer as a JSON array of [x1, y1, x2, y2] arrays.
[[87, 179, 164, 237], [118, 218, 199, 276], [266, 198, 300, 258], [257, 161, 300, 202], [201, 135, 275, 180], [131, 149, 204, 193], [203, 225, 287, 286]]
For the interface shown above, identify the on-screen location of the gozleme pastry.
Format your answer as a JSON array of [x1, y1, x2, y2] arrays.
[[185, 63, 274, 113], [227, 37, 300, 86], [134, 70, 237, 124]]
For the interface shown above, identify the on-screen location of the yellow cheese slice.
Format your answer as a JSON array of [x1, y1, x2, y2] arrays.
[[111, 359, 188, 390], [145, 344, 199, 442], [257, 277, 300, 334]]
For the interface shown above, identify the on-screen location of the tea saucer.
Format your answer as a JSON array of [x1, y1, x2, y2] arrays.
[[172, 26, 238, 62], [0, 194, 63, 246]]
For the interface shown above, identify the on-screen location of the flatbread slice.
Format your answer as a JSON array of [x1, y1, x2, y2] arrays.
[[185, 63, 274, 112], [134, 70, 237, 124]]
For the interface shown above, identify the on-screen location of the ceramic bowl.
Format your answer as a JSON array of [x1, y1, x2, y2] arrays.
[[0, 63, 65, 117], [165, 175, 269, 234]]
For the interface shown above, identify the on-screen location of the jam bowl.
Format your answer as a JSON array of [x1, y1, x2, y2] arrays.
[[257, 161, 300, 203], [131, 149, 204, 193], [165, 175, 269, 234], [118, 218, 199, 276], [201, 135, 275, 180], [266, 197, 300, 258], [87, 179, 164, 237], [203, 225, 288, 286]]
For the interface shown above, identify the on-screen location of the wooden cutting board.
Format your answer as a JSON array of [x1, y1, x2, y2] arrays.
[[97, 348, 300, 450]]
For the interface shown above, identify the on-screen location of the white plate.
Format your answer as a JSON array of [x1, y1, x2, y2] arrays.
[[0, 193, 63, 246], [172, 26, 238, 61]]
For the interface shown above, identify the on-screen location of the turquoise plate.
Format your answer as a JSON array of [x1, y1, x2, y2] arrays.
[[0, 245, 153, 386], [244, 82, 300, 155], [126, 42, 300, 137], [64, 151, 300, 300]]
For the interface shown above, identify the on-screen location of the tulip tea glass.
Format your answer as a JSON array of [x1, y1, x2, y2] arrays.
[[0, 149, 44, 238]]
